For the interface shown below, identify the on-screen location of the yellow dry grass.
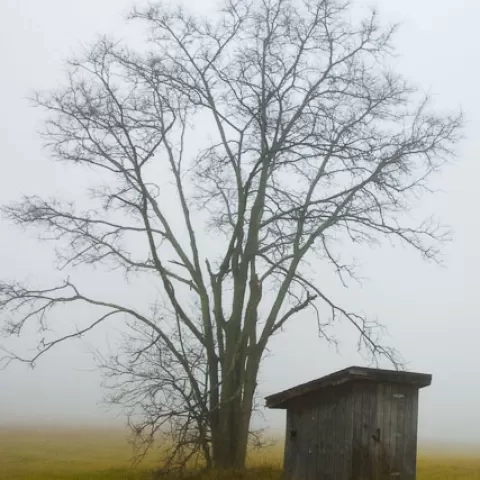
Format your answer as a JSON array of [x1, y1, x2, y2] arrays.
[[1, 427, 479, 479]]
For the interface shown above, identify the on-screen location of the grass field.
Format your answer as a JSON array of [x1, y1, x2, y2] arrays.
[[1, 427, 480, 480]]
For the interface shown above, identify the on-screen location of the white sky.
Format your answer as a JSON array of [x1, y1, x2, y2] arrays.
[[1, 0, 480, 445]]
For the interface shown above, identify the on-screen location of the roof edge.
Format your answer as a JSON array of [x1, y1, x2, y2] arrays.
[[265, 366, 432, 409]]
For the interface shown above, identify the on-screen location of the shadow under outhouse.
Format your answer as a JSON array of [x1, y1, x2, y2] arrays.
[[265, 366, 432, 480]]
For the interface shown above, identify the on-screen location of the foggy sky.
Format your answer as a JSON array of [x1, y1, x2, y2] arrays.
[[1, 0, 480, 445]]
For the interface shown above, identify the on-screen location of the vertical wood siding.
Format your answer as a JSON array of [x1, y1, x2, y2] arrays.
[[283, 382, 420, 480]]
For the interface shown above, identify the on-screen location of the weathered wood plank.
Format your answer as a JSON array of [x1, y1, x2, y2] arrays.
[[381, 383, 392, 478], [306, 405, 317, 480], [352, 382, 364, 480], [402, 387, 415, 480], [405, 390, 419, 480], [394, 385, 407, 480], [389, 384, 400, 478], [372, 382, 384, 480], [283, 410, 292, 478], [334, 388, 347, 480], [325, 389, 336, 480], [343, 386, 354, 480], [296, 408, 308, 480], [316, 396, 327, 480], [285, 409, 298, 479], [332, 394, 340, 480], [363, 383, 377, 480]]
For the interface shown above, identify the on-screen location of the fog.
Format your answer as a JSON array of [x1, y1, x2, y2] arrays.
[[1, 0, 479, 446]]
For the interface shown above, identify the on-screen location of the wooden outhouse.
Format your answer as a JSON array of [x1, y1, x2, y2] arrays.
[[265, 366, 432, 480]]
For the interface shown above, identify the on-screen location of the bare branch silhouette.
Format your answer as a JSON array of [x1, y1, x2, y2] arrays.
[[1, 0, 461, 470]]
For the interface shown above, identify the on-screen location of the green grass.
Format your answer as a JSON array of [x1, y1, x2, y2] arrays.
[[1, 427, 480, 479]]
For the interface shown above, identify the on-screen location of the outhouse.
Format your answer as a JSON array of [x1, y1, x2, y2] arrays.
[[265, 366, 432, 480]]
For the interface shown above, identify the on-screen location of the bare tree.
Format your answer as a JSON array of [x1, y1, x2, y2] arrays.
[[98, 320, 270, 473], [0, 0, 461, 470]]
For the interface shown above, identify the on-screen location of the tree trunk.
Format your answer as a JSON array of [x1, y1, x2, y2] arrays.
[[210, 358, 258, 470], [211, 404, 253, 469]]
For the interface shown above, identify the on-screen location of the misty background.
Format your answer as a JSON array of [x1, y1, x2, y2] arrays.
[[1, 0, 479, 446]]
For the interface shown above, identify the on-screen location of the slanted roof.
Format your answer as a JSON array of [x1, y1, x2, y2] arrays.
[[265, 366, 432, 409]]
